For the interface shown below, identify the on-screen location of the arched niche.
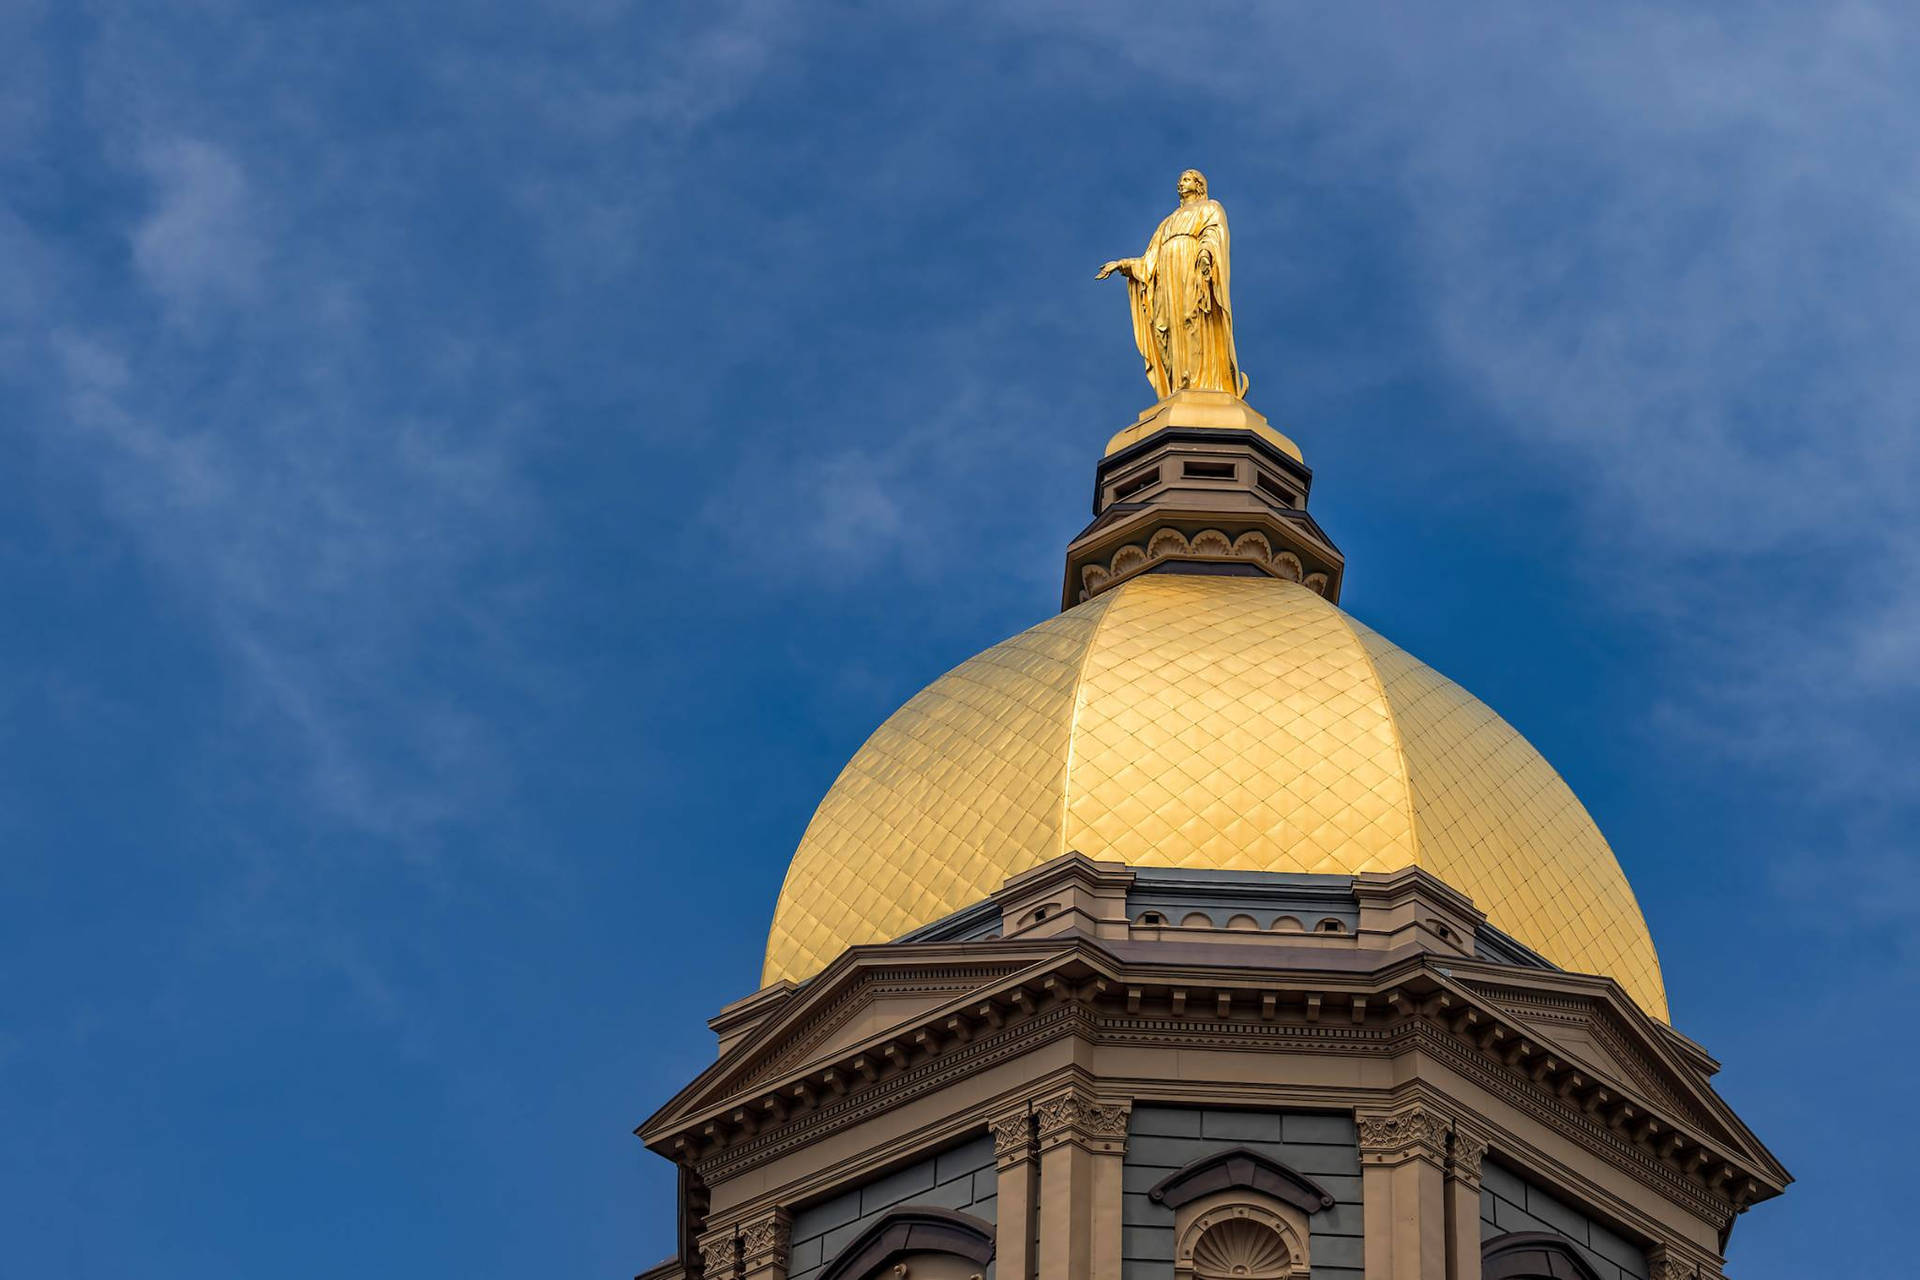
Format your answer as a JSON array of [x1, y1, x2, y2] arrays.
[[1482, 1231, 1606, 1280], [1175, 1202, 1307, 1280], [818, 1206, 995, 1280], [1148, 1146, 1331, 1280]]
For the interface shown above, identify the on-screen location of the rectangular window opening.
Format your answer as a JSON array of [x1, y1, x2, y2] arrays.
[[1256, 472, 1295, 506], [1181, 460, 1237, 480], [1113, 469, 1159, 500]]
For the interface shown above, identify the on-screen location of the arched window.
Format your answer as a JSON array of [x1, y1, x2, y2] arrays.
[[818, 1207, 994, 1280], [1481, 1231, 1605, 1280]]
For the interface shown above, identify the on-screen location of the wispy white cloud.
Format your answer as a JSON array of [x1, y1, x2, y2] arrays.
[[132, 138, 265, 325], [46, 310, 531, 842], [0, 2, 828, 1048]]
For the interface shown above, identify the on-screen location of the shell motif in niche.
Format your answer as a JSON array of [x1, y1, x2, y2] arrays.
[[1190, 529, 1233, 556], [1148, 528, 1192, 559], [1081, 563, 1111, 592], [1303, 572, 1330, 596], [1272, 552, 1303, 583], [1110, 545, 1148, 576], [1191, 1217, 1293, 1278], [1231, 531, 1272, 561]]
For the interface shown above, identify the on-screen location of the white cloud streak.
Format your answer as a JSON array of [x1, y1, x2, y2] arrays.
[[133, 138, 265, 324]]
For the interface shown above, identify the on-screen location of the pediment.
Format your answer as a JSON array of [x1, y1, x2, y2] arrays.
[[815, 990, 958, 1063], [747, 985, 968, 1088], [642, 940, 1067, 1137], [1505, 1007, 1701, 1125], [1462, 973, 1769, 1169]]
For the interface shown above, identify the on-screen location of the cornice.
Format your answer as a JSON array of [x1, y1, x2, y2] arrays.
[[644, 945, 1785, 1220]]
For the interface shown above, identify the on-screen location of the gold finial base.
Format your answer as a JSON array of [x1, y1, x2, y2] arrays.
[[1104, 390, 1303, 463], [1065, 392, 1341, 611]]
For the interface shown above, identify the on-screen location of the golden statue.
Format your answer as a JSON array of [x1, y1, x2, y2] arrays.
[[1098, 169, 1248, 399]]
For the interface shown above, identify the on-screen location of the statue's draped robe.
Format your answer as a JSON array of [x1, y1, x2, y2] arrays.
[[1124, 197, 1247, 399]]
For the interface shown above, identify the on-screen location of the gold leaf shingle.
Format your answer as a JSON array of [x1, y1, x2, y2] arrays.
[[763, 576, 1667, 1020]]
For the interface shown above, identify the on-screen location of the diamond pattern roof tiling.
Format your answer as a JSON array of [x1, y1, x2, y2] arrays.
[[761, 575, 1668, 1020]]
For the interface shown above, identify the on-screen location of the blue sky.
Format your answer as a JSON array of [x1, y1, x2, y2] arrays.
[[4, 3, 1916, 1275]]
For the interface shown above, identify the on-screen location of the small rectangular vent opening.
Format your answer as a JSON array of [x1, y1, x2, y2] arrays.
[[1113, 469, 1159, 500], [1182, 460, 1236, 480], [1256, 472, 1294, 506]]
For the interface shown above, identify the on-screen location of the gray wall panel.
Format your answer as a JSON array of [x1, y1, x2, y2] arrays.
[[1122, 1106, 1363, 1280], [1479, 1158, 1647, 1280], [788, 1132, 997, 1280]]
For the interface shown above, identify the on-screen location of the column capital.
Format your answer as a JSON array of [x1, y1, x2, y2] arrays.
[[991, 1107, 1036, 1170], [1035, 1086, 1131, 1155], [739, 1207, 792, 1278], [1358, 1102, 1449, 1169], [696, 1225, 739, 1279], [1648, 1243, 1721, 1280], [1447, 1123, 1489, 1189]]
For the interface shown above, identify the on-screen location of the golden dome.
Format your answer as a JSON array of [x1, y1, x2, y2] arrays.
[[764, 574, 1667, 1019]]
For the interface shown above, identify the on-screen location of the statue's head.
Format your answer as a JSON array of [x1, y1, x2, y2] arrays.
[[1176, 169, 1209, 200]]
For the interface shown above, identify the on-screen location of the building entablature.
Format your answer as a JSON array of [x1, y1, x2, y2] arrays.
[[639, 858, 1785, 1258]]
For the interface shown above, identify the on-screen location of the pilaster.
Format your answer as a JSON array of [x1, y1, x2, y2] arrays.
[[1359, 1102, 1450, 1280], [1445, 1125, 1488, 1280], [1034, 1087, 1130, 1280], [991, 1107, 1038, 1280]]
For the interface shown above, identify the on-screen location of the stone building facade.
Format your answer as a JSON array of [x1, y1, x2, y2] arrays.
[[637, 390, 1787, 1279]]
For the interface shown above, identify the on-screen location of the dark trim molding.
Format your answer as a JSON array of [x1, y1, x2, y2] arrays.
[[1146, 1145, 1336, 1214], [1482, 1231, 1606, 1280], [818, 1207, 995, 1280]]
